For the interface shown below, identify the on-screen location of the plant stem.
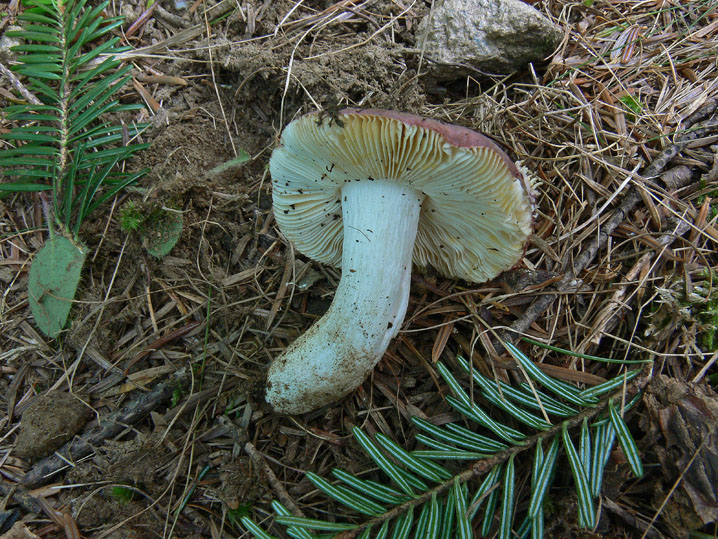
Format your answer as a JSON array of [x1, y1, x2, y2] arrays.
[[57, 0, 70, 231]]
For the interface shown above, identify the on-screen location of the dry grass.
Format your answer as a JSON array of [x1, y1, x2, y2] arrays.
[[1, 0, 717, 537]]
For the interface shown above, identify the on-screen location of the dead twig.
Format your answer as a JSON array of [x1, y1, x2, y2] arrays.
[[21, 368, 189, 488], [0, 482, 81, 539], [0, 61, 42, 105], [218, 415, 306, 518], [585, 212, 694, 349], [0, 482, 44, 516], [602, 497, 662, 539], [244, 440, 306, 518]]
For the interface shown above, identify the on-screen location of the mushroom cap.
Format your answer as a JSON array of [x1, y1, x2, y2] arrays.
[[270, 109, 534, 283]]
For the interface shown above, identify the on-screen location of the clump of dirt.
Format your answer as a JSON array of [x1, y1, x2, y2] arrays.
[[66, 433, 182, 537], [63, 432, 268, 537], [93, 433, 174, 495], [74, 495, 162, 539], [208, 1, 428, 115], [14, 391, 91, 462], [213, 455, 265, 510], [132, 119, 247, 196]]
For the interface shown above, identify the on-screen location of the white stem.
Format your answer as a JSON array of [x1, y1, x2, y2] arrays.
[[266, 180, 425, 414]]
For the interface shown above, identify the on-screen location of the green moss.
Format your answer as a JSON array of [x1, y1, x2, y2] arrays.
[[619, 95, 643, 122], [109, 486, 135, 503], [119, 201, 144, 232], [119, 201, 183, 258], [695, 270, 718, 351], [696, 182, 718, 222], [227, 504, 252, 526]]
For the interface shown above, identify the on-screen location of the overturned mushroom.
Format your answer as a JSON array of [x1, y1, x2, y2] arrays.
[[266, 109, 534, 414]]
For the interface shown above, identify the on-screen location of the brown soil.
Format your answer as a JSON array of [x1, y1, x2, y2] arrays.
[[14, 392, 91, 462]]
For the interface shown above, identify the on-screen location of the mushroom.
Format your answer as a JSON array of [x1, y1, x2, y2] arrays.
[[266, 109, 534, 414]]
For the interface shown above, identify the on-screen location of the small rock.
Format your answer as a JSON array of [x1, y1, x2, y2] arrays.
[[418, 0, 563, 79], [14, 391, 91, 463]]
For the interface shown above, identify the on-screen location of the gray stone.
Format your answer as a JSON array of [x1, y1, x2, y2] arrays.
[[418, 0, 563, 79]]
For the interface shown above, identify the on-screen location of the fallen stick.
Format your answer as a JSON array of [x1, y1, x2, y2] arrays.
[[21, 368, 189, 488], [0, 482, 80, 537], [0, 61, 42, 105]]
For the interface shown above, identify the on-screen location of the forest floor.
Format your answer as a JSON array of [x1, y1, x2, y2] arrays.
[[1, 0, 717, 537]]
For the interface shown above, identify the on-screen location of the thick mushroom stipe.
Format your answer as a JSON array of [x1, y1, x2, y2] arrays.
[[266, 180, 423, 414]]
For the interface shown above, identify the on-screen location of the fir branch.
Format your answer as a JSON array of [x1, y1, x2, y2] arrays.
[[1, 0, 149, 236], [333, 362, 653, 538]]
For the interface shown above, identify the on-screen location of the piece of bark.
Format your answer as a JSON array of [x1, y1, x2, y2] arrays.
[[643, 376, 718, 535]]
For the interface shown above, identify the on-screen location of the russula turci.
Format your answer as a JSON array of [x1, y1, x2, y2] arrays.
[[266, 109, 534, 414]]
